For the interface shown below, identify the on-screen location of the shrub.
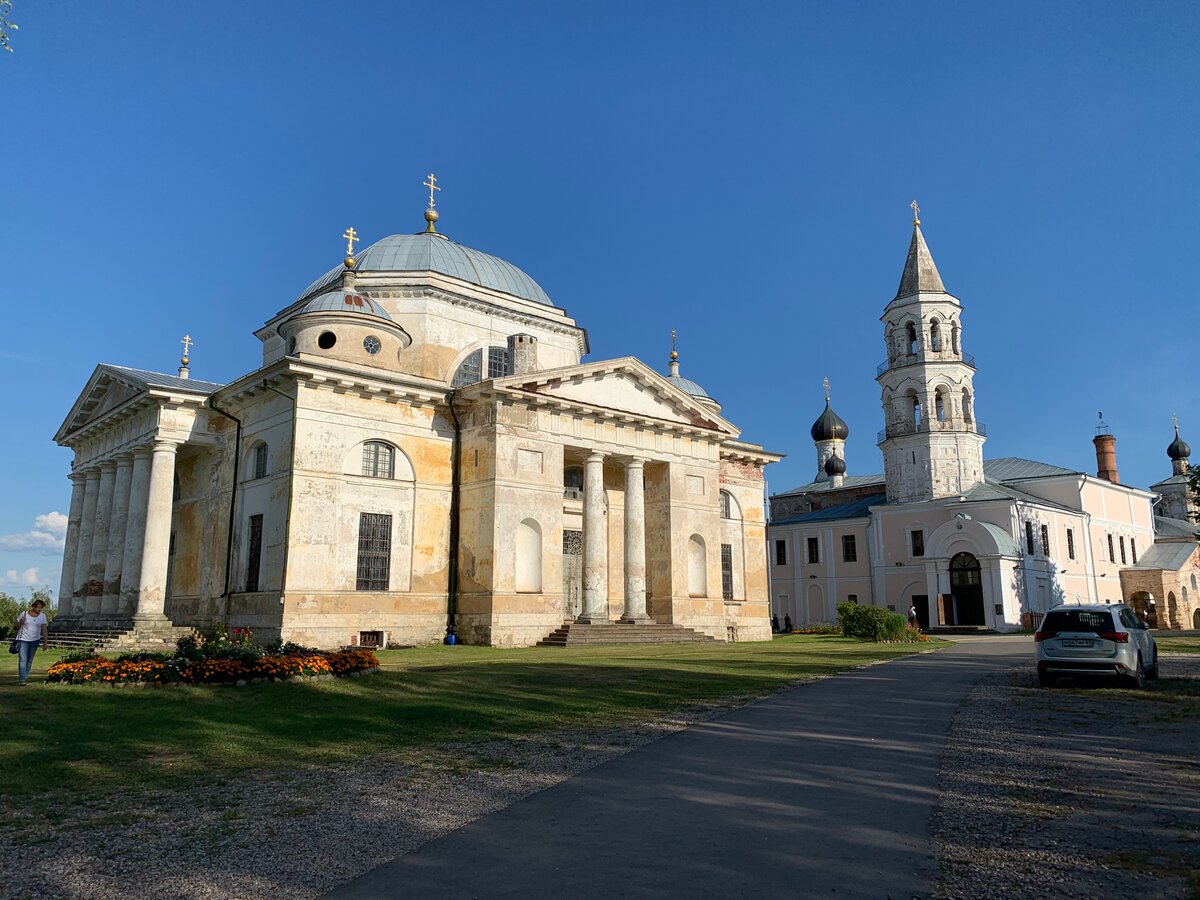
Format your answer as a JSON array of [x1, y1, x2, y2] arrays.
[[838, 603, 911, 642]]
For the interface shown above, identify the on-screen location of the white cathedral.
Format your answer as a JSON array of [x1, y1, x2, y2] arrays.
[[767, 210, 1200, 632], [51, 189, 780, 649]]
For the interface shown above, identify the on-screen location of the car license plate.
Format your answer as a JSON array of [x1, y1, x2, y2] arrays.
[[1062, 638, 1093, 647]]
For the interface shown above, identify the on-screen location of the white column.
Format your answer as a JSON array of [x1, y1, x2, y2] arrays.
[[56, 472, 87, 620], [84, 462, 117, 623], [578, 451, 609, 624], [72, 468, 100, 607], [134, 440, 179, 625], [101, 454, 134, 618], [621, 458, 651, 623], [119, 448, 152, 619]]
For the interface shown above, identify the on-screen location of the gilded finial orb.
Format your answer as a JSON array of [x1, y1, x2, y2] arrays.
[[424, 207, 439, 234], [670, 350, 678, 360]]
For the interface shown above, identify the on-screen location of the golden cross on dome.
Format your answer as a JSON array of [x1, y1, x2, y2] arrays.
[[670, 328, 678, 360], [180, 334, 193, 361], [822, 376, 831, 401], [342, 226, 359, 257], [910, 200, 921, 226], [1173, 413, 1179, 430], [423, 172, 441, 209]]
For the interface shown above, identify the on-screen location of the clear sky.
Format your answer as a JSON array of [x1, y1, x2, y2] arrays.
[[1, 1, 1197, 598]]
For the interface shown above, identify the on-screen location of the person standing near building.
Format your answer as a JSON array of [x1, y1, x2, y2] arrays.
[[12, 598, 49, 686], [908, 605, 919, 629]]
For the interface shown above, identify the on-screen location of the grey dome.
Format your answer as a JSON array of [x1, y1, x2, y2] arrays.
[[299, 233, 552, 306], [824, 454, 846, 476], [667, 373, 714, 401], [811, 399, 849, 442], [1168, 427, 1191, 461], [294, 289, 393, 320]]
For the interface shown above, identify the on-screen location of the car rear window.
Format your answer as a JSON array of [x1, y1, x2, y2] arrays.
[[1041, 609, 1116, 635]]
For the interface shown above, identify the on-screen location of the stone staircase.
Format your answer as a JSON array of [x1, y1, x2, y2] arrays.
[[47, 621, 194, 652], [536, 621, 717, 648]]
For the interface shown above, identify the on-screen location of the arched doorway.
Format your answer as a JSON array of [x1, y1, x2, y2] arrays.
[[949, 552, 986, 626], [1194, 608, 1200, 630], [1168, 592, 1179, 630]]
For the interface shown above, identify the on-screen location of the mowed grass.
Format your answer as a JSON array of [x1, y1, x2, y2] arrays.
[[0, 635, 945, 799], [1157, 636, 1200, 654]]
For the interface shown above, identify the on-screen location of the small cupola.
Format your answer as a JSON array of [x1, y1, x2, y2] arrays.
[[1168, 417, 1191, 475], [810, 398, 849, 442], [278, 287, 411, 367]]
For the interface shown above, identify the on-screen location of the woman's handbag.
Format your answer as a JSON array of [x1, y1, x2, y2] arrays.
[[8, 614, 25, 653]]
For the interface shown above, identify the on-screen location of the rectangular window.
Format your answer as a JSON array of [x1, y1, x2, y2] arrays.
[[720, 543, 734, 600], [1107, 534, 1115, 563], [1131, 538, 1137, 564], [1025, 522, 1035, 555], [1066, 528, 1076, 561], [1041, 524, 1050, 558], [356, 513, 392, 591], [911, 530, 924, 557], [842, 534, 857, 563], [487, 346, 509, 379], [246, 514, 263, 593], [847, 594, 858, 604], [253, 444, 268, 480], [1119, 536, 1127, 565], [774, 539, 787, 566], [807, 537, 820, 565]]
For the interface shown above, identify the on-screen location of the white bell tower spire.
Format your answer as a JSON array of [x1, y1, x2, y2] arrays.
[[877, 206, 985, 502]]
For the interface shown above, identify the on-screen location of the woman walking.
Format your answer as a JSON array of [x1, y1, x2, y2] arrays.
[[13, 598, 49, 685]]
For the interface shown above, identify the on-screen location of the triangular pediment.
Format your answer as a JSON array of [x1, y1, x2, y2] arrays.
[[493, 357, 738, 435], [54, 365, 149, 443]]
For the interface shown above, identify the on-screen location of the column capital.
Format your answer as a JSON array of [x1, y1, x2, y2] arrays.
[[585, 451, 606, 464], [151, 438, 182, 454], [82, 466, 102, 481], [98, 459, 118, 472], [623, 457, 647, 470], [131, 446, 153, 460], [68, 470, 87, 484]]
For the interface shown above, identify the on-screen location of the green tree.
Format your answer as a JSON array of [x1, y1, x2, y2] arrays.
[[1188, 465, 1200, 521], [0, 1, 17, 54], [0, 588, 55, 638]]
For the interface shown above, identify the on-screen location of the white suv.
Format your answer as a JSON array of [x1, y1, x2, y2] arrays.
[[1035, 603, 1158, 688]]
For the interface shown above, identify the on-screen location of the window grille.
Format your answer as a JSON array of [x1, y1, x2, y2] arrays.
[[1107, 534, 1115, 563], [720, 543, 734, 600], [911, 530, 925, 557], [1067, 528, 1076, 560], [246, 514, 263, 592], [356, 513, 392, 591], [1131, 538, 1137, 564], [1025, 522, 1035, 555], [253, 443, 268, 480], [1119, 536, 1127, 565], [842, 534, 857, 562], [1041, 524, 1050, 558], [807, 537, 820, 565], [362, 442, 395, 479], [774, 540, 787, 566]]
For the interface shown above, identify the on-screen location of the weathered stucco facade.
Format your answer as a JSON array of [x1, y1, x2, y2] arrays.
[[53, 212, 780, 648]]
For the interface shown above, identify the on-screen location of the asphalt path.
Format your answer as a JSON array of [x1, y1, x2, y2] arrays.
[[327, 636, 1029, 899]]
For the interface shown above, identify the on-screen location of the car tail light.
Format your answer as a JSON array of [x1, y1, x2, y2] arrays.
[[1034, 631, 1048, 642], [1097, 631, 1129, 643]]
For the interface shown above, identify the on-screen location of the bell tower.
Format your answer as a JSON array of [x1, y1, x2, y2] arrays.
[[877, 205, 985, 503]]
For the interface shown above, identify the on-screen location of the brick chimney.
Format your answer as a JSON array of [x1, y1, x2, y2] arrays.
[[1093, 433, 1119, 483], [508, 333, 538, 375]]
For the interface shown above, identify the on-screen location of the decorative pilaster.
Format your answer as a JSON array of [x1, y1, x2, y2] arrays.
[[72, 468, 100, 606], [119, 449, 152, 619], [577, 452, 609, 624], [84, 462, 117, 622], [133, 440, 179, 625], [56, 472, 87, 620], [621, 458, 651, 623], [101, 455, 134, 618]]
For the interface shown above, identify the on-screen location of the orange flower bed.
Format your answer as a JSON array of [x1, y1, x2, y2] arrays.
[[46, 649, 378, 686]]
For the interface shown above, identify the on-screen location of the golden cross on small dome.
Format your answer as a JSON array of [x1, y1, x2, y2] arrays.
[[822, 376, 831, 401], [342, 227, 359, 257], [423, 172, 441, 209], [910, 200, 921, 226], [180, 334, 193, 363]]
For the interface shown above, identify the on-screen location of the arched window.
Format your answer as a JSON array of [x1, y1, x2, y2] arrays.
[[688, 534, 707, 597], [362, 441, 395, 479], [905, 323, 918, 356], [930, 319, 941, 352], [935, 389, 947, 423], [962, 389, 974, 424], [252, 442, 268, 480], [951, 321, 960, 354], [906, 390, 921, 429], [515, 518, 542, 593], [451, 346, 511, 388], [719, 490, 732, 519]]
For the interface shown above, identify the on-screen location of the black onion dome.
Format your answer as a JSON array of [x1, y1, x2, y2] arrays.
[[1168, 427, 1191, 461], [810, 399, 849, 442], [824, 454, 846, 477]]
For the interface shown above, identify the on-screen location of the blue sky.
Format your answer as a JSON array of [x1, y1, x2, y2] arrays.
[[1, 1, 1196, 598]]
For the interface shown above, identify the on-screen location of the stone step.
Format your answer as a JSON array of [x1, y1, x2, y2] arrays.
[[536, 622, 718, 648]]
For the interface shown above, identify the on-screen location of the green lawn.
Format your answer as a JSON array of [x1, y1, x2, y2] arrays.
[[1157, 636, 1200, 654], [0, 636, 946, 799]]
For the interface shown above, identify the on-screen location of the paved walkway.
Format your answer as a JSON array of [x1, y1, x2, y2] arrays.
[[327, 636, 1029, 899]]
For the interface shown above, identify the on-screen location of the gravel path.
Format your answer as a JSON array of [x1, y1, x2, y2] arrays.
[[933, 654, 1200, 899], [0, 695, 762, 899]]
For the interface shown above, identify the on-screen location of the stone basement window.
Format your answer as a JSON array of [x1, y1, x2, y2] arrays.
[[357, 631, 385, 649]]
